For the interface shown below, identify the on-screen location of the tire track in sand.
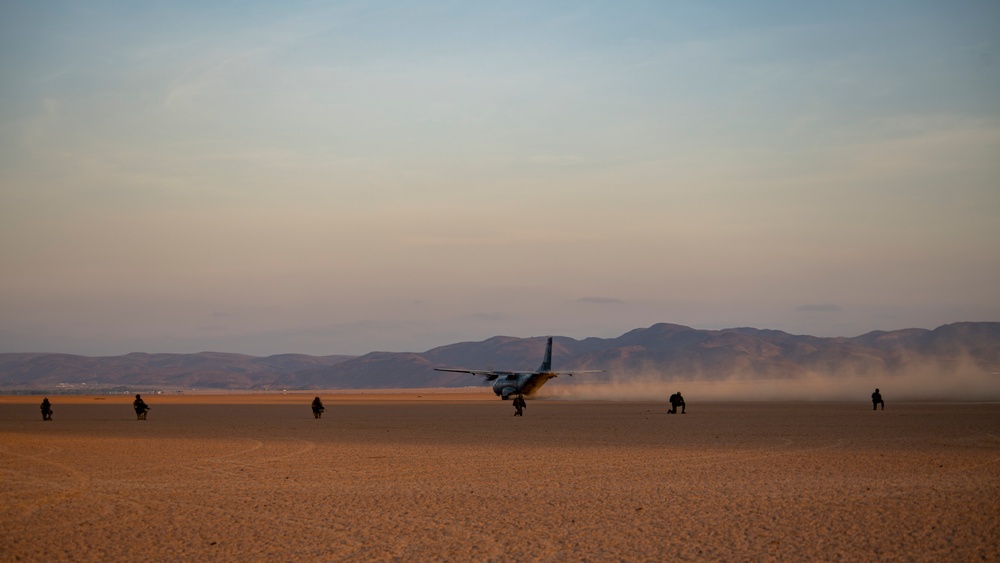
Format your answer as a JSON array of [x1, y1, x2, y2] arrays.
[[0, 442, 93, 512]]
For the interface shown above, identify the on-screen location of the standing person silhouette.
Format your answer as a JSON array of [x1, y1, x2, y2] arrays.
[[512, 394, 526, 416], [133, 394, 150, 420], [40, 398, 53, 421], [871, 388, 885, 411], [311, 396, 325, 419]]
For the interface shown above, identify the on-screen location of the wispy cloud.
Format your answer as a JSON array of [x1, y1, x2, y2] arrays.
[[579, 296, 625, 304], [796, 304, 841, 312], [471, 312, 504, 322]]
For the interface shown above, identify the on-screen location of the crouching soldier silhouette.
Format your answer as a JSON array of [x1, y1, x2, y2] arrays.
[[513, 394, 526, 417], [133, 394, 150, 420], [872, 388, 885, 411], [40, 397, 53, 421], [311, 396, 325, 419], [668, 392, 686, 414]]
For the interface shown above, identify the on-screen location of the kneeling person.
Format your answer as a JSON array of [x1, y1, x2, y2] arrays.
[[668, 392, 686, 414]]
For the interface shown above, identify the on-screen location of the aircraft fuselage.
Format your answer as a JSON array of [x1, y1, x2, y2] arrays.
[[493, 372, 556, 399]]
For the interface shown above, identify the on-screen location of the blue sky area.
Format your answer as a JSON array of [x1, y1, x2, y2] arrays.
[[1, 1, 998, 355]]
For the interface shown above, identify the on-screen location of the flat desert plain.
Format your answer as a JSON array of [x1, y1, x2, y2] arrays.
[[2, 393, 998, 561]]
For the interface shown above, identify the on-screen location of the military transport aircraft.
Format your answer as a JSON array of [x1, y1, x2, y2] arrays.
[[434, 337, 602, 399]]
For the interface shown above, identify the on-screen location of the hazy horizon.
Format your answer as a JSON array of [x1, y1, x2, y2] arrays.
[[0, 321, 994, 358], [2, 2, 998, 356]]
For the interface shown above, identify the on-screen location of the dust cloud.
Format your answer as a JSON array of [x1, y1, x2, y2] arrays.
[[538, 356, 1000, 402]]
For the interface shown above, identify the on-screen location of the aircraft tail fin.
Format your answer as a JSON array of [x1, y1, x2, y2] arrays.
[[537, 337, 553, 373]]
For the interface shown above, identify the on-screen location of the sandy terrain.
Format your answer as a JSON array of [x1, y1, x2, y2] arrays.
[[2, 393, 998, 561]]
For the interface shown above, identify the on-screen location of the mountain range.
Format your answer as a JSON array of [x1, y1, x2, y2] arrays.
[[2, 322, 998, 394]]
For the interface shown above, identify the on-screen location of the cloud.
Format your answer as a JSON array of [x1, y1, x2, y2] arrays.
[[796, 304, 841, 312], [471, 312, 504, 322], [579, 296, 625, 304], [529, 154, 586, 166]]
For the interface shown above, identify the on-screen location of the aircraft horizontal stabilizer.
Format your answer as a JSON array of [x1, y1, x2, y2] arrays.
[[553, 370, 604, 377]]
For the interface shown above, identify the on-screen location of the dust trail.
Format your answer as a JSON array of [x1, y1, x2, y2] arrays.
[[538, 356, 1000, 401]]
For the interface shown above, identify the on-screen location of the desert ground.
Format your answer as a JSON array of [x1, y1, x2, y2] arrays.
[[1, 391, 998, 561]]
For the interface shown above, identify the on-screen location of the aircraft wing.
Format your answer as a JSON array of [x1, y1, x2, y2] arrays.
[[433, 368, 534, 380], [433, 368, 501, 376], [434, 368, 604, 378]]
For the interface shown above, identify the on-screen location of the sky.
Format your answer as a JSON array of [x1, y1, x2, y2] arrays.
[[1, 1, 998, 356]]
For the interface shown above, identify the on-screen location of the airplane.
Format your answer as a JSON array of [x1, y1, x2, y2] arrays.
[[434, 337, 602, 400]]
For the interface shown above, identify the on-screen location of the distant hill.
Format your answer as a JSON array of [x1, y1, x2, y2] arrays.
[[2, 322, 998, 395], [0, 352, 354, 391]]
